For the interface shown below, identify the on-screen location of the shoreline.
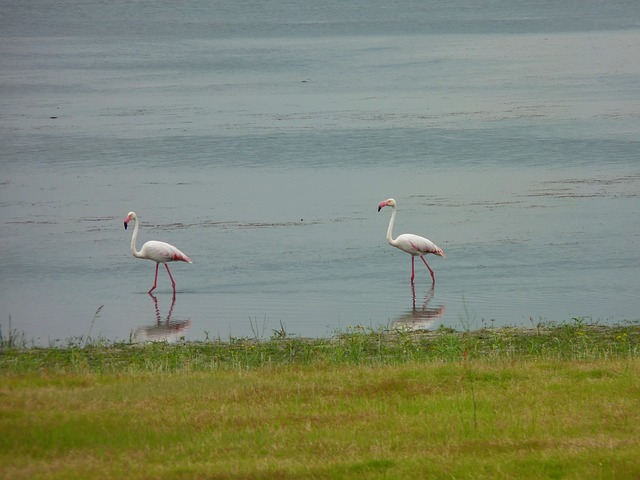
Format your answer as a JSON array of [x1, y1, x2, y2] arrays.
[[2, 320, 638, 373]]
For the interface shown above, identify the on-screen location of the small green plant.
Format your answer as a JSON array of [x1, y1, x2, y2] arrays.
[[85, 305, 104, 346], [458, 295, 477, 332], [271, 320, 289, 340]]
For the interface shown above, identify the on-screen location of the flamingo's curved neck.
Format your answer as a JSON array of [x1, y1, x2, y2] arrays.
[[386, 205, 398, 246], [130, 218, 144, 258]]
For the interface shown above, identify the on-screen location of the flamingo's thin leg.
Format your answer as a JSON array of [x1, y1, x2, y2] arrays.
[[410, 257, 415, 284], [165, 264, 177, 291], [149, 263, 160, 293], [420, 256, 436, 285]]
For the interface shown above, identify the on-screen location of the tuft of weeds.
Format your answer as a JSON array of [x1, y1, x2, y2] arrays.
[[0, 315, 32, 350], [248, 315, 269, 341]]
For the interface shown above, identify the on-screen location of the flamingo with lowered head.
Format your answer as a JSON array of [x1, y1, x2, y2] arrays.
[[378, 198, 445, 285], [124, 211, 192, 293]]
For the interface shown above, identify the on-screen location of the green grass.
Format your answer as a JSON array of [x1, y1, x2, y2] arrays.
[[1, 321, 639, 479]]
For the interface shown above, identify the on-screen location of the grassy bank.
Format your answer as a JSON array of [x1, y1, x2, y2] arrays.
[[1, 321, 639, 479]]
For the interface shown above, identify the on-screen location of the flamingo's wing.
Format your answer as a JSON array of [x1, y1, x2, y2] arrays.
[[396, 234, 445, 257], [141, 241, 192, 263]]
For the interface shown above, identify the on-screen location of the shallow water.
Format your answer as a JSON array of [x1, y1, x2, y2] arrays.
[[1, 0, 639, 345]]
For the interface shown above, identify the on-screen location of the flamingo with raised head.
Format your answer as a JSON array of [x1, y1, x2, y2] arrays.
[[378, 198, 445, 285], [124, 211, 192, 293]]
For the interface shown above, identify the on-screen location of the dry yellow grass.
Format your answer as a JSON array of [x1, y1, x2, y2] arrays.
[[1, 355, 639, 479]]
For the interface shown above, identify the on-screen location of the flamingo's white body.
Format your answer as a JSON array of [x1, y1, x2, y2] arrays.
[[378, 198, 445, 284], [124, 211, 192, 293]]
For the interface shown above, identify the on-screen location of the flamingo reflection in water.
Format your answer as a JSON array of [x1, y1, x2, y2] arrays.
[[389, 285, 447, 331], [132, 293, 192, 343]]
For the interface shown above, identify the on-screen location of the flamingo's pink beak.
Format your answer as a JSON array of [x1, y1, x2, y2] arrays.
[[123, 216, 130, 230], [378, 201, 388, 212]]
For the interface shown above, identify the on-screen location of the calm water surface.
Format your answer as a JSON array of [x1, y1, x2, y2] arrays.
[[1, 0, 639, 345]]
